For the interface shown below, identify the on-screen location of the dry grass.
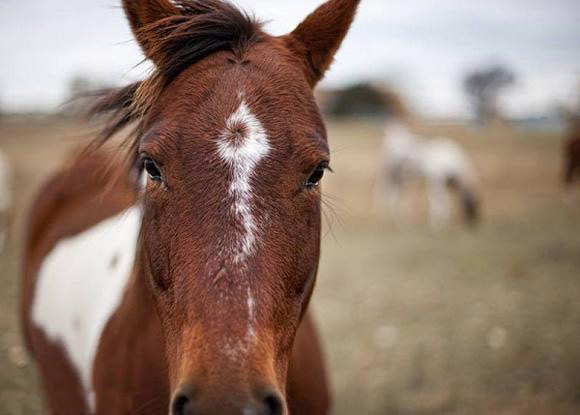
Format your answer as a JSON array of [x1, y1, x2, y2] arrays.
[[1, 116, 579, 415]]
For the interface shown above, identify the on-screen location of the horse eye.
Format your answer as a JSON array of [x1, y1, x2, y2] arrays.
[[304, 163, 329, 189], [143, 157, 163, 182]]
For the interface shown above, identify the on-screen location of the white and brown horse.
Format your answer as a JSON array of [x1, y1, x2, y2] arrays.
[[20, 1, 360, 414], [376, 120, 480, 228]]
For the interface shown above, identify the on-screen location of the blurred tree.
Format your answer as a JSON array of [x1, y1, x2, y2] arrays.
[[326, 82, 406, 118], [328, 83, 385, 117], [463, 65, 515, 124]]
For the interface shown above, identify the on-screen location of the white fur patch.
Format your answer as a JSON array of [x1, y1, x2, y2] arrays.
[[31, 206, 142, 411], [217, 100, 270, 264]]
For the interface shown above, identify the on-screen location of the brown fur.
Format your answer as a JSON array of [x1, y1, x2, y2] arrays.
[[22, 1, 359, 414]]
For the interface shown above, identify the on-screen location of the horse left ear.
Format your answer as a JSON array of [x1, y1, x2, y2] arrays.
[[282, 0, 361, 88]]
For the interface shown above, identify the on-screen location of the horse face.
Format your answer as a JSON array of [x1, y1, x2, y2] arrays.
[[122, 1, 360, 413], [139, 51, 327, 411]]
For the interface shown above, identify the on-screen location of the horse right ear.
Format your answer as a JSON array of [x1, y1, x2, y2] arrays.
[[122, 0, 181, 67]]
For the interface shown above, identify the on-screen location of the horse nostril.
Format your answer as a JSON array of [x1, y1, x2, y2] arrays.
[[262, 392, 284, 415], [171, 390, 192, 415]]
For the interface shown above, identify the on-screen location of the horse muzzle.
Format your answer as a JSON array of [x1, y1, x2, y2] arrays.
[[170, 381, 285, 415]]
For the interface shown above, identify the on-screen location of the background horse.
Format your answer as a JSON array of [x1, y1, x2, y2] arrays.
[[20, 1, 360, 414], [564, 118, 580, 187], [0, 148, 12, 251], [376, 120, 480, 228]]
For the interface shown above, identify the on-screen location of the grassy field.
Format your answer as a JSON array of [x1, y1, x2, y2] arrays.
[[1, 116, 579, 415]]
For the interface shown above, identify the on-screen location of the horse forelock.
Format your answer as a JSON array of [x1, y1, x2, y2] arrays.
[[87, 0, 264, 170]]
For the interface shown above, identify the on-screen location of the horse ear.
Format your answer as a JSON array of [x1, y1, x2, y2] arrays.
[[283, 0, 361, 87], [122, 0, 181, 66]]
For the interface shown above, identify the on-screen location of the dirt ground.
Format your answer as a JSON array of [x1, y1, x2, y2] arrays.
[[1, 116, 579, 415]]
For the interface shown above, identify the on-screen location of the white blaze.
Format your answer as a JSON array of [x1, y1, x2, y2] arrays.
[[31, 206, 142, 411], [217, 99, 270, 264], [217, 98, 270, 358]]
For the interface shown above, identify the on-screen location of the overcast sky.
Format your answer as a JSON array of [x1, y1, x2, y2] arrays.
[[1, 0, 579, 117]]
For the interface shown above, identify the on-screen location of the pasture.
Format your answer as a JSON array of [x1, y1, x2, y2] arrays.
[[1, 116, 580, 415]]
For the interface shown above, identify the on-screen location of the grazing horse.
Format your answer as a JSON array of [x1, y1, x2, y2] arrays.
[[564, 118, 580, 186], [20, 1, 360, 414], [0, 148, 12, 251], [376, 120, 480, 228]]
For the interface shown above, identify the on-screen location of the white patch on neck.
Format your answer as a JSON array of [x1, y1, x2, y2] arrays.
[[31, 206, 142, 411], [217, 99, 270, 265]]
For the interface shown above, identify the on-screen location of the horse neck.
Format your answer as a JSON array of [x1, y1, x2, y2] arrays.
[[105, 203, 160, 337], [91, 249, 169, 399], [105, 238, 164, 348]]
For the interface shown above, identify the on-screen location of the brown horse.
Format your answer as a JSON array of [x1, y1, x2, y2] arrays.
[[564, 118, 580, 186], [20, 1, 360, 414]]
